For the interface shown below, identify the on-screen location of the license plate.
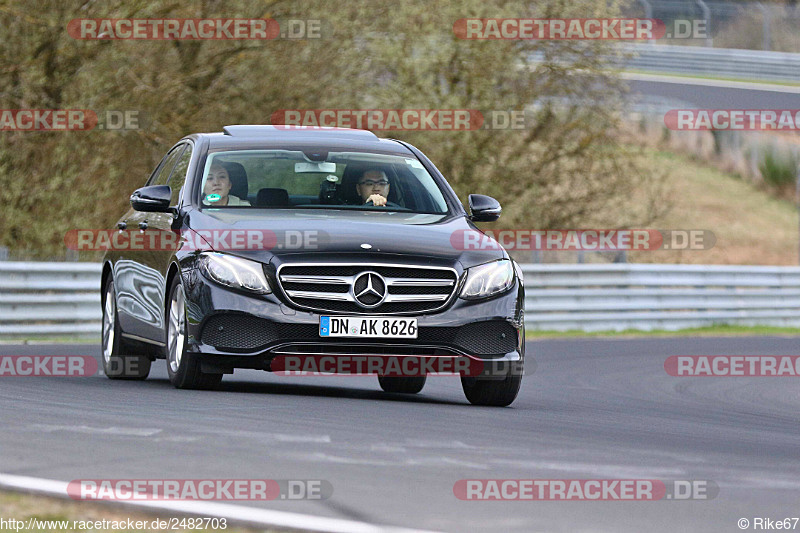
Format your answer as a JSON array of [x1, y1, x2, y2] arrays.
[[319, 316, 418, 339]]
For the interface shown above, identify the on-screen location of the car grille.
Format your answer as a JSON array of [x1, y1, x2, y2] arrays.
[[277, 264, 459, 315]]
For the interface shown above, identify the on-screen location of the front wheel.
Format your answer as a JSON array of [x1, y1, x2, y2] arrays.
[[166, 276, 222, 390], [461, 361, 522, 407], [101, 279, 151, 380], [378, 375, 426, 394]]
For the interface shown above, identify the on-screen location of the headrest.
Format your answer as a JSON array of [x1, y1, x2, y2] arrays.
[[219, 161, 248, 200], [256, 187, 290, 207]]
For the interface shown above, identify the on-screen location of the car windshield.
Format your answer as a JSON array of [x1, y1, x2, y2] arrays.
[[199, 149, 450, 214]]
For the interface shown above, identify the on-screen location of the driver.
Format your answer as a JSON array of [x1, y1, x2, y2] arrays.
[[356, 169, 390, 206]]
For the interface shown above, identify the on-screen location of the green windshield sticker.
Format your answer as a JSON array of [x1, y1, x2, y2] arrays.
[[205, 194, 221, 203]]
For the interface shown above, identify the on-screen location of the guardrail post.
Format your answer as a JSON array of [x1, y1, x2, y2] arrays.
[[637, 0, 655, 44], [755, 2, 771, 51], [796, 149, 800, 265], [0, 247, 7, 261], [695, 0, 712, 47]]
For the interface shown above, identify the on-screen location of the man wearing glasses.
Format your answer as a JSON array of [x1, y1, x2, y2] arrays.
[[356, 169, 391, 206]]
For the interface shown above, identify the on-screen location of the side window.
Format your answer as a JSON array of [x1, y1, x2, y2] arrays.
[[146, 145, 186, 187], [167, 143, 193, 205]]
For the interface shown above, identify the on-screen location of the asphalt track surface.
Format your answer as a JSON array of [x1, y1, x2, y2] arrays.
[[2, 337, 800, 532], [626, 77, 800, 109]]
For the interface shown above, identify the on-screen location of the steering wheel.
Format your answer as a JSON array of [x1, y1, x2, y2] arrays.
[[365, 199, 403, 208]]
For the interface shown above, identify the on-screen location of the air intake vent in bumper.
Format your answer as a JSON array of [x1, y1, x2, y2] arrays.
[[201, 314, 278, 350]]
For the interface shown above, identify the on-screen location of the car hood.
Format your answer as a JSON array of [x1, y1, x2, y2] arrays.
[[185, 208, 506, 268]]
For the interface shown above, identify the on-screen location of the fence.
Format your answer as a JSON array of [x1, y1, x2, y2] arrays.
[[2, 262, 800, 336]]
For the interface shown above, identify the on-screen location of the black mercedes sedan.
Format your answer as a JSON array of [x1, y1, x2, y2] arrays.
[[101, 125, 525, 406]]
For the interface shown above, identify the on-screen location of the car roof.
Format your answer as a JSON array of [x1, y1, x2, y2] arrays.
[[188, 125, 413, 155]]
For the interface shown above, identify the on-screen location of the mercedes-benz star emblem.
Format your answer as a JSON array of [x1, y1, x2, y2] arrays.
[[352, 271, 387, 308]]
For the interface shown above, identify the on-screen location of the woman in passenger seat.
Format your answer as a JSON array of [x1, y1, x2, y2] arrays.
[[203, 163, 251, 206]]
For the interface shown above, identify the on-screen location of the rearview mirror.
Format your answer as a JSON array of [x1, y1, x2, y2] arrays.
[[468, 194, 501, 222], [130, 185, 172, 212], [295, 162, 337, 173]]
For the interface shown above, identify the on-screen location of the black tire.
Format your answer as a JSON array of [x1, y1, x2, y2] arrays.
[[165, 275, 222, 390], [101, 279, 151, 380], [378, 375, 427, 394], [460, 361, 522, 407]]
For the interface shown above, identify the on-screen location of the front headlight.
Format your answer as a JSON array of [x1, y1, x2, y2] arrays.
[[459, 259, 515, 300], [198, 253, 271, 294]]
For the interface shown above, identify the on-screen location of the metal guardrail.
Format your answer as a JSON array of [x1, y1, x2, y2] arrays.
[[522, 263, 800, 331], [0, 262, 101, 336], [2, 262, 800, 336], [620, 43, 800, 82], [529, 44, 800, 83]]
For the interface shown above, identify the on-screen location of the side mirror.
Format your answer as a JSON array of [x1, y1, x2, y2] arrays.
[[130, 185, 172, 212], [468, 194, 501, 222]]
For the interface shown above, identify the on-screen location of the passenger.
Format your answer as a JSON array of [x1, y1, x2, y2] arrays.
[[203, 163, 250, 206], [356, 169, 390, 206]]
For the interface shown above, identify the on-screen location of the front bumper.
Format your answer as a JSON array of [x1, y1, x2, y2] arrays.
[[180, 266, 525, 373]]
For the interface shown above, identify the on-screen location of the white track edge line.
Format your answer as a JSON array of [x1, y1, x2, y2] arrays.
[[0, 473, 439, 533]]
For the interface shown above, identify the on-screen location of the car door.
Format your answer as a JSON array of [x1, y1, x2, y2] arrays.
[[115, 144, 186, 340], [136, 141, 195, 343]]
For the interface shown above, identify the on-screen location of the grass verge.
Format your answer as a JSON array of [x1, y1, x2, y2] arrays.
[[527, 325, 800, 339], [622, 69, 800, 87], [0, 490, 277, 533], [626, 148, 799, 265]]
